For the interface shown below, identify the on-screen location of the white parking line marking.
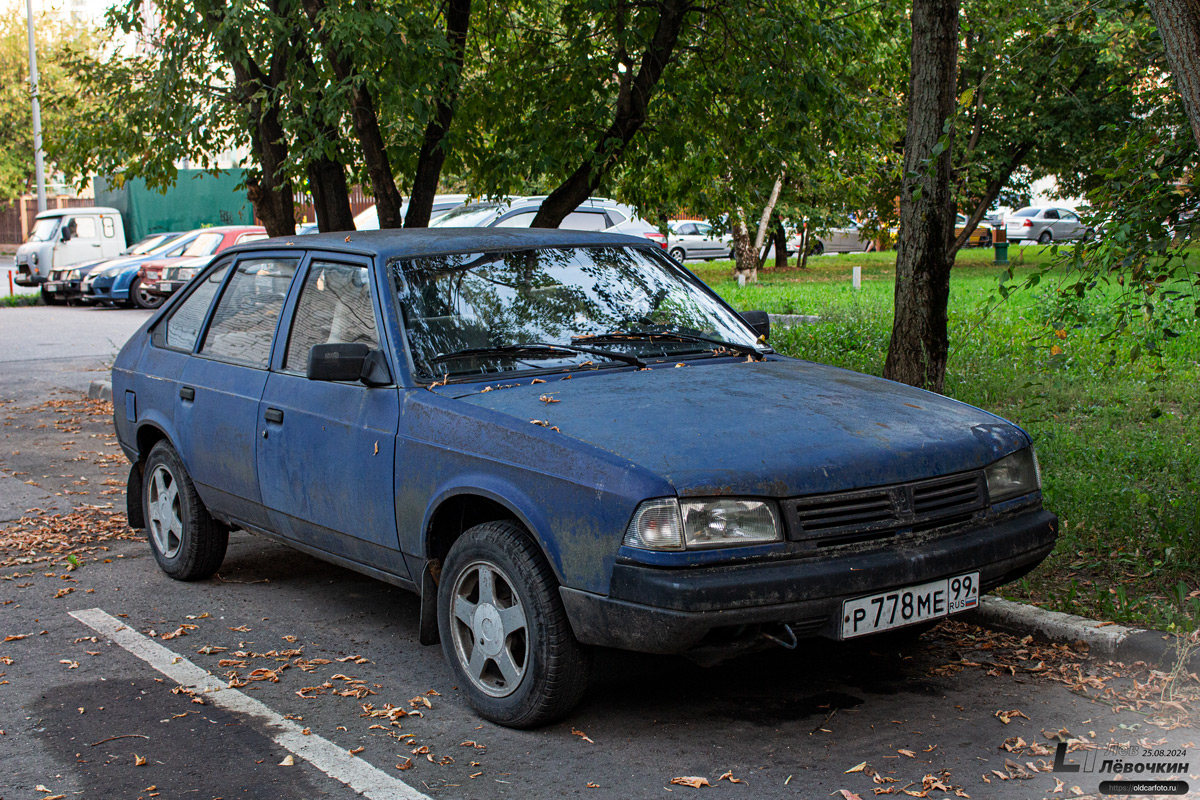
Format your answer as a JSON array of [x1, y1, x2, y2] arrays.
[[70, 607, 431, 800]]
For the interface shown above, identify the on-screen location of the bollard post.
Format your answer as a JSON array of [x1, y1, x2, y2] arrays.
[[852, 266, 861, 290], [992, 224, 1009, 265]]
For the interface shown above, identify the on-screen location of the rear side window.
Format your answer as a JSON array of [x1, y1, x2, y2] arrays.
[[560, 211, 608, 231], [284, 262, 379, 372], [493, 211, 536, 228], [200, 258, 299, 367], [1043, 209, 1059, 220], [165, 263, 231, 351]]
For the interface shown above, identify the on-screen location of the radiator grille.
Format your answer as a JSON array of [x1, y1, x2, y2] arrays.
[[787, 471, 986, 548]]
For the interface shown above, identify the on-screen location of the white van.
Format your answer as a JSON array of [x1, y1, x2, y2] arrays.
[[14, 208, 127, 298]]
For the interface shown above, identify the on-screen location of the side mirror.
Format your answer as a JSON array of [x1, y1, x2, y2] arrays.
[[741, 309, 770, 342], [307, 343, 392, 386], [60, 225, 72, 243]]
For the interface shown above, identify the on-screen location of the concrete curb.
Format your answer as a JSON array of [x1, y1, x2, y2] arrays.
[[88, 380, 112, 402], [768, 313, 821, 326], [973, 596, 1200, 672]]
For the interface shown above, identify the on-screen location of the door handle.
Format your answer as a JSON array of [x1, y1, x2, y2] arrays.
[[264, 408, 284, 424], [179, 386, 195, 401]]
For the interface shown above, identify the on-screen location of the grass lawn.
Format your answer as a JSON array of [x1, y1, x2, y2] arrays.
[[696, 243, 1200, 633]]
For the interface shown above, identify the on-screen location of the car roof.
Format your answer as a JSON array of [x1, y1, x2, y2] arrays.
[[234, 227, 657, 261], [35, 206, 120, 219]]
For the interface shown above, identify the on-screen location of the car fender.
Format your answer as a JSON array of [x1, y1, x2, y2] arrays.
[[422, 478, 564, 581]]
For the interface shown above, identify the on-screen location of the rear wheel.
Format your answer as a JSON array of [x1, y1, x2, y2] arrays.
[[438, 521, 590, 728], [668, 247, 687, 262], [808, 239, 825, 256], [130, 277, 166, 310], [978, 231, 993, 248], [1037, 230, 1052, 245], [143, 441, 228, 580]]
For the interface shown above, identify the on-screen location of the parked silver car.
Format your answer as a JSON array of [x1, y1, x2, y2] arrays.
[[806, 220, 881, 255], [1005, 207, 1092, 244], [666, 219, 732, 261]]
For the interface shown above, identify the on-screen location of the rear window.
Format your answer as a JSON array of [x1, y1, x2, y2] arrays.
[[1011, 209, 1038, 217]]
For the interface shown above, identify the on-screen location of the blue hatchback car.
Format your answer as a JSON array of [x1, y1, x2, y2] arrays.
[[112, 229, 1057, 726]]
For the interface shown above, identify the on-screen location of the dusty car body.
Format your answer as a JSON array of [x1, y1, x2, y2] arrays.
[[112, 229, 1057, 727]]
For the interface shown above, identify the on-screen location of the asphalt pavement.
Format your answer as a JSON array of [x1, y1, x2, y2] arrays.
[[1, 305, 1196, 800]]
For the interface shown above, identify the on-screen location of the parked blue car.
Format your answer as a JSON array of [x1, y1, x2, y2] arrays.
[[86, 231, 204, 307], [112, 229, 1057, 727]]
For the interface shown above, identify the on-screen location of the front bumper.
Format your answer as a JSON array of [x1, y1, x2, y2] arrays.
[[42, 279, 85, 300], [146, 279, 185, 297], [560, 507, 1057, 653], [13, 263, 42, 286]]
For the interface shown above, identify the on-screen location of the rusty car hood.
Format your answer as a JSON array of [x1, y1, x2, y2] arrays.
[[445, 357, 1029, 497]]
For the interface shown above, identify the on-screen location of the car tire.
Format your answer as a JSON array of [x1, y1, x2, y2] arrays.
[[1084, 227, 1095, 240], [808, 240, 825, 256], [438, 520, 591, 728], [668, 247, 687, 263], [130, 277, 166, 310], [979, 232, 992, 248], [1037, 230, 1052, 245], [40, 288, 63, 305], [143, 441, 228, 581]]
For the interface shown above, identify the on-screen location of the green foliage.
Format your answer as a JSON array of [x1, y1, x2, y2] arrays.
[[0, 3, 104, 203], [694, 250, 1199, 630]]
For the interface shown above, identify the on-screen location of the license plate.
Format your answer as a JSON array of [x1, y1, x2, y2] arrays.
[[841, 572, 978, 639], [45, 282, 61, 292], [158, 282, 173, 292]]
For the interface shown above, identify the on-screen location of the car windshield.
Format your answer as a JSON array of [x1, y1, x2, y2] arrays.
[[28, 217, 60, 242], [182, 232, 225, 257], [394, 246, 764, 380], [128, 234, 168, 254], [429, 203, 506, 228], [1012, 208, 1038, 217]]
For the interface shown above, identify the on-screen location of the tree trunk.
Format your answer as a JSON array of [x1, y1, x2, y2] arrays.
[[772, 219, 788, 269], [307, 157, 355, 232], [301, 0, 405, 229], [730, 214, 758, 283], [530, 0, 689, 228], [230, 61, 295, 238], [406, 0, 471, 228], [883, 0, 960, 392], [1149, 0, 1200, 150], [799, 222, 810, 269], [951, 140, 1033, 254]]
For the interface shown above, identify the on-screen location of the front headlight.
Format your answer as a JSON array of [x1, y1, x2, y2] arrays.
[[985, 448, 1041, 502], [67, 269, 81, 280], [178, 267, 199, 280], [624, 498, 781, 551]]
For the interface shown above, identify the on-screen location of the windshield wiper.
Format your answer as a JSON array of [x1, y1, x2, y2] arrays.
[[572, 329, 765, 359], [428, 342, 645, 369]]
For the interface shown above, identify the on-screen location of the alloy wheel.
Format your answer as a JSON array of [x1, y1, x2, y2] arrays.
[[449, 560, 530, 698], [147, 464, 183, 559]]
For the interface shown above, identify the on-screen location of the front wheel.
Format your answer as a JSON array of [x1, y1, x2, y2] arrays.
[[143, 441, 228, 580], [979, 232, 993, 248], [438, 521, 590, 728], [130, 277, 166, 309], [40, 288, 64, 305], [808, 239, 825, 256]]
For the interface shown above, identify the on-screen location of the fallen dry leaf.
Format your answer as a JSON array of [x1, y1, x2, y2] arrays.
[[837, 791, 863, 800], [134, 754, 147, 766], [995, 709, 1030, 725], [717, 770, 744, 784], [572, 728, 594, 744], [279, 754, 295, 766], [845, 761, 868, 774], [396, 758, 413, 771], [670, 777, 711, 788], [898, 749, 916, 758]]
